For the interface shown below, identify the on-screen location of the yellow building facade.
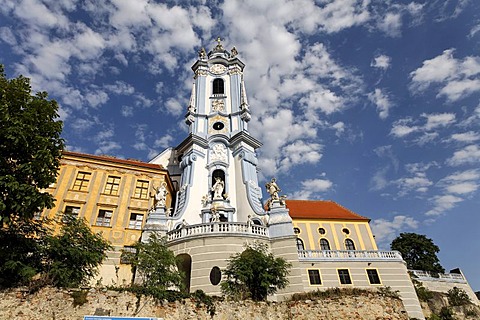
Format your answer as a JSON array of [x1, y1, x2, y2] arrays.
[[41, 151, 175, 286]]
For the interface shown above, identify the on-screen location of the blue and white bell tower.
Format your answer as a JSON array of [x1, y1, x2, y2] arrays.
[[152, 38, 265, 226]]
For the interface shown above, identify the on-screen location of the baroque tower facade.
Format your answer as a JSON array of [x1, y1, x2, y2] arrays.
[[149, 39, 304, 298]]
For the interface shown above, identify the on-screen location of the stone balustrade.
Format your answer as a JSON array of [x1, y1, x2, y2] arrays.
[[167, 222, 269, 241], [298, 249, 404, 261], [409, 269, 466, 283]]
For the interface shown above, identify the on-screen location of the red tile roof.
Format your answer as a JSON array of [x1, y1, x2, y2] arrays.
[[286, 200, 370, 221], [62, 151, 165, 171]]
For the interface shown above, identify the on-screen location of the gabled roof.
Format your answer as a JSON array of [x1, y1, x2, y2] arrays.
[[285, 200, 370, 221], [62, 151, 165, 171]]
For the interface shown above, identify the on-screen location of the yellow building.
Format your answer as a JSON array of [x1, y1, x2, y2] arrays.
[[41, 151, 175, 286]]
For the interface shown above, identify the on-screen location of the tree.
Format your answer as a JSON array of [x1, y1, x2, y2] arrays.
[[221, 242, 291, 301], [123, 233, 183, 290], [0, 65, 64, 223], [44, 216, 112, 287], [0, 219, 49, 287], [391, 232, 444, 273]]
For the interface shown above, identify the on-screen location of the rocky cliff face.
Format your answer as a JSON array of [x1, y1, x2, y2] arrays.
[[0, 287, 410, 320]]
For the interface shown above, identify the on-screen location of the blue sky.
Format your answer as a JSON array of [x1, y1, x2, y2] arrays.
[[1, 0, 479, 290]]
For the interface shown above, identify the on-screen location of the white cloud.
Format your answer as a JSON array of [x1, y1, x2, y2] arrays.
[[378, 12, 402, 37], [446, 144, 480, 166], [291, 178, 333, 199], [422, 112, 455, 130], [410, 49, 480, 102], [371, 215, 419, 246], [370, 167, 390, 191], [154, 134, 174, 149], [390, 124, 418, 137], [278, 141, 323, 172], [371, 54, 391, 70], [368, 88, 393, 119], [121, 105, 134, 117], [425, 194, 463, 216], [449, 131, 480, 143], [395, 173, 433, 196]]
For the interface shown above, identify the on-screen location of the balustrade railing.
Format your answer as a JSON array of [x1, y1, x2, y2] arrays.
[[410, 270, 466, 282], [167, 222, 268, 241], [298, 249, 403, 261]]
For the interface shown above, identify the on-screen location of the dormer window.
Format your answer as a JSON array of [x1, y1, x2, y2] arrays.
[[213, 78, 224, 94]]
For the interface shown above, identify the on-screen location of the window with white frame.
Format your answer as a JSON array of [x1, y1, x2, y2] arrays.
[[96, 209, 112, 226], [134, 180, 149, 199], [128, 212, 144, 230]]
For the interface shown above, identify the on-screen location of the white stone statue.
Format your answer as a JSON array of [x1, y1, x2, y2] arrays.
[[154, 182, 168, 208], [211, 177, 225, 200], [266, 178, 280, 201], [211, 207, 220, 223]]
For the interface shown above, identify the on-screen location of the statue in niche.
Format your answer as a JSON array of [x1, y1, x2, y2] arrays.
[[265, 178, 281, 201], [153, 182, 168, 208], [211, 177, 225, 200]]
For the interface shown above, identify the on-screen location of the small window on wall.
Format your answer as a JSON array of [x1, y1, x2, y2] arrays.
[[134, 180, 149, 199], [320, 238, 331, 250], [366, 269, 381, 284], [318, 227, 326, 235], [213, 78, 224, 94], [128, 213, 144, 230], [63, 205, 80, 221], [104, 176, 121, 195], [338, 269, 352, 284], [308, 269, 322, 285], [210, 266, 222, 285], [296, 238, 305, 251], [96, 209, 112, 227], [72, 171, 91, 191], [293, 227, 301, 234], [345, 239, 356, 250]]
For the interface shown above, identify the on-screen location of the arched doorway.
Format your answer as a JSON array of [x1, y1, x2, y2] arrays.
[[176, 254, 192, 293]]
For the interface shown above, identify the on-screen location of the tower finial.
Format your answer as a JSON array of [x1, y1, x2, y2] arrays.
[[215, 37, 224, 50]]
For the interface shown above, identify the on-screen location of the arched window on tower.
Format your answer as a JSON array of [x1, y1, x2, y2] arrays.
[[345, 238, 356, 250], [213, 78, 224, 94], [320, 238, 331, 250]]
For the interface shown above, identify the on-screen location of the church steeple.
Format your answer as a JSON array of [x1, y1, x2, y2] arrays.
[[164, 39, 265, 226]]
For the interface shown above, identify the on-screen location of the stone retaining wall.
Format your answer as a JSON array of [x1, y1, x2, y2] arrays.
[[0, 287, 409, 320]]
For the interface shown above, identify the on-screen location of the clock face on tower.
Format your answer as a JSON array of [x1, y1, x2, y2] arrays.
[[208, 115, 228, 134]]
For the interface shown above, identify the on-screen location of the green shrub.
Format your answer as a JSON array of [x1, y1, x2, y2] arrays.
[[447, 287, 471, 306], [414, 282, 434, 301]]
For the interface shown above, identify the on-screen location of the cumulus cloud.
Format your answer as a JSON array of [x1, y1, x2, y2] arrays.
[[291, 178, 333, 199], [371, 215, 419, 246], [425, 194, 463, 216], [390, 113, 456, 142], [371, 54, 391, 70], [410, 49, 480, 102], [446, 144, 480, 166]]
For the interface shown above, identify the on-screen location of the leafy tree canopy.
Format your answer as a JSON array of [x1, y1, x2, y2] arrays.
[[221, 242, 291, 301], [391, 232, 444, 273], [122, 233, 184, 290], [0, 65, 64, 223], [0, 216, 111, 289], [45, 216, 112, 287]]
